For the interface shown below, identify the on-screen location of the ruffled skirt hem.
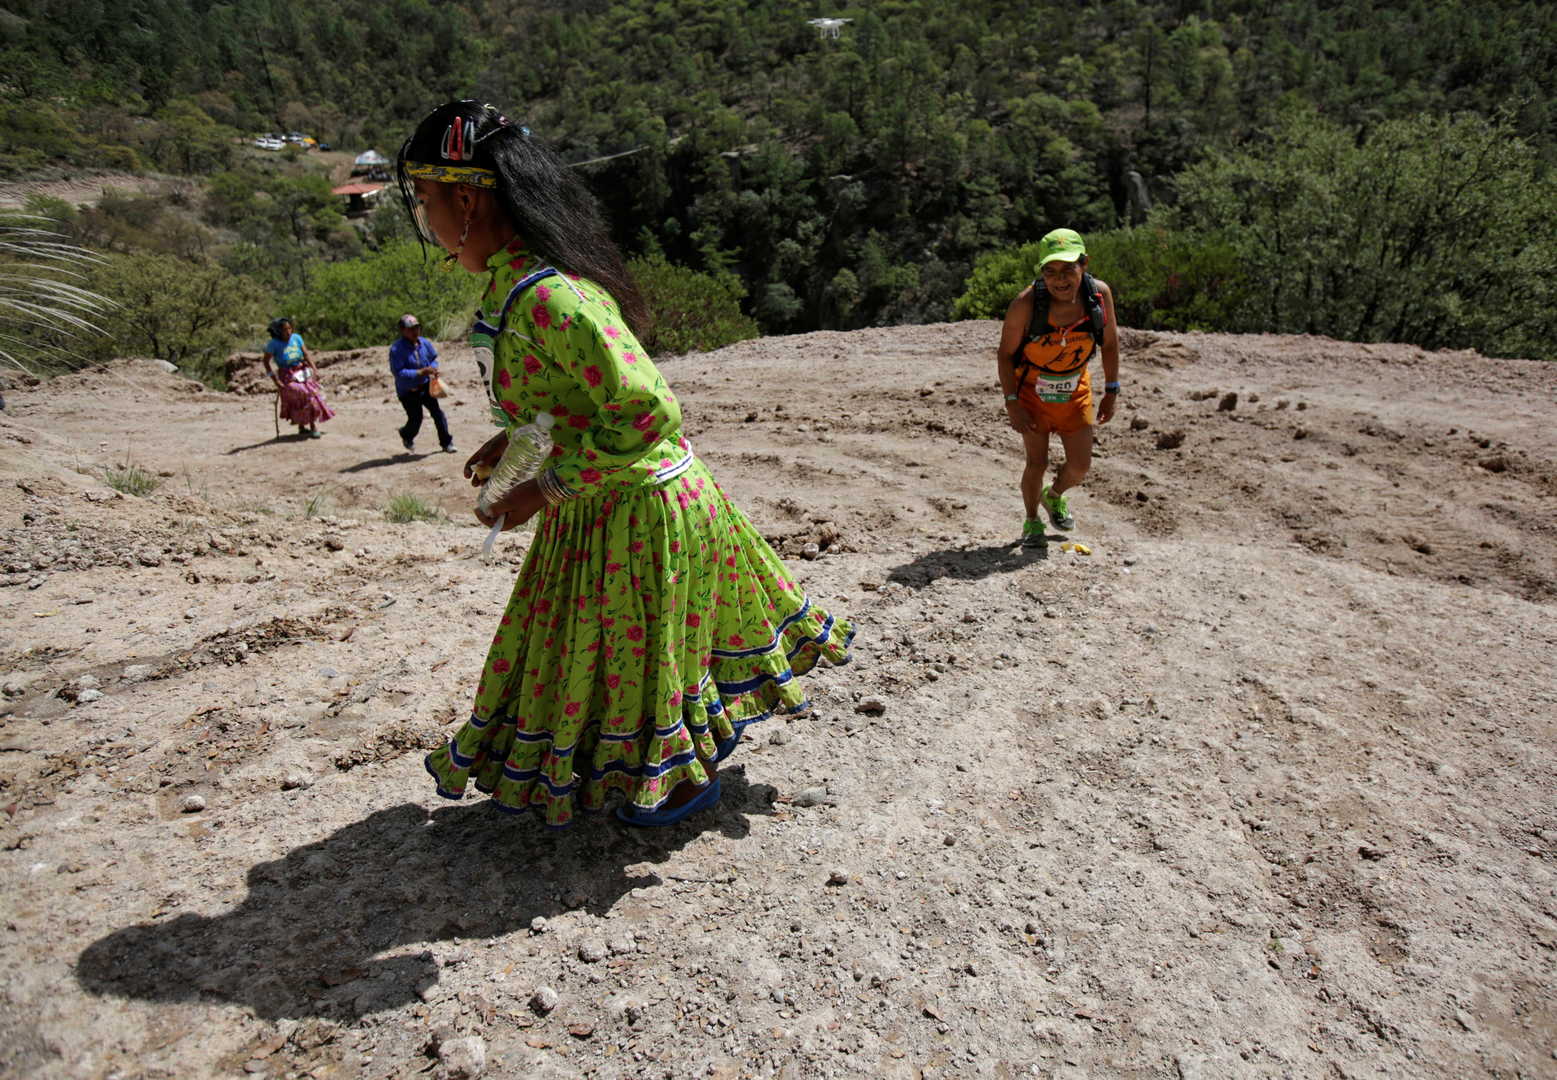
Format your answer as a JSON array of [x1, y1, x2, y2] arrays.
[[422, 456, 855, 828]]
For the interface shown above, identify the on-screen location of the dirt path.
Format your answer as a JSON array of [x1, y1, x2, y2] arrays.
[[0, 173, 171, 211], [1, 325, 1553, 1079]]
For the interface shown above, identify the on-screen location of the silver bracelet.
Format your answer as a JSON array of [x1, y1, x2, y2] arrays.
[[536, 468, 576, 506]]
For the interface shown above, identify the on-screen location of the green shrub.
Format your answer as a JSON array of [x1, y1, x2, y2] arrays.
[[951, 242, 1045, 320], [101, 460, 160, 497], [99, 144, 142, 172], [1167, 105, 1557, 359], [952, 227, 1249, 332], [384, 492, 443, 524], [302, 489, 336, 519], [278, 241, 484, 350], [1086, 228, 1248, 332], [628, 253, 760, 355], [85, 251, 260, 386]]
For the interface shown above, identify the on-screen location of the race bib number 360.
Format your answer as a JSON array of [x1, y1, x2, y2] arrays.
[[1037, 371, 1081, 402]]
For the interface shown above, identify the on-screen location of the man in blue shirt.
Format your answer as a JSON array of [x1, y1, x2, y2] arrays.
[[389, 314, 454, 453]]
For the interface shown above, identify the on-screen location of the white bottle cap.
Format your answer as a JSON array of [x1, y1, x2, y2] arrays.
[[533, 412, 556, 430]]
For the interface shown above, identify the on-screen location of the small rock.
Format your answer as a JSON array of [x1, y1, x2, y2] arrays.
[[323, 536, 345, 551], [768, 728, 792, 746], [1155, 430, 1186, 451], [529, 916, 548, 934], [827, 869, 848, 886], [1217, 392, 1238, 412], [800, 542, 820, 560], [121, 664, 153, 683], [75, 689, 104, 704], [281, 773, 312, 791], [1, 681, 23, 698], [437, 1034, 487, 1079], [180, 794, 206, 813], [792, 786, 830, 808], [319, 667, 340, 679], [74, 675, 102, 691], [244, 1060, 267, 1074], [578, 940, 608, 963], [943, 835, 956, 847], [855, 697, 886, 716], [1122, 555, 1137, 566], [530, 985, 559, 1014], [608, 934, 637, 956], [1454, 1010, 1475, 1033], [1129, 417, 1149, 431]]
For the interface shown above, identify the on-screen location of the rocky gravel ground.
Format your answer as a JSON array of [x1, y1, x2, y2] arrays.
[[1, 323, 1554, 1079]]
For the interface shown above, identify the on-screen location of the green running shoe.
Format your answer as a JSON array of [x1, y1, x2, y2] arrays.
[[1041, 486, 1075, 531], [1021, 518, 1047, 549]]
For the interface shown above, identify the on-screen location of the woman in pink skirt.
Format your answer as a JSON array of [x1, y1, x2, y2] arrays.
[[262, 316, 335, 438]]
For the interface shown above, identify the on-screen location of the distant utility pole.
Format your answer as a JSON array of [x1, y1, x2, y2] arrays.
[[250, 3, 282, 127]]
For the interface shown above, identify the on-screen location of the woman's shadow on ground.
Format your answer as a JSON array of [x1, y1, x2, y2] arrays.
[[886, 539, 1046, 588], [75, 771, 771, 1021]]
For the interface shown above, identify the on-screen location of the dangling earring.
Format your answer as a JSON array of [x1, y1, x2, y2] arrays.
[[442, 214, 472, 271]]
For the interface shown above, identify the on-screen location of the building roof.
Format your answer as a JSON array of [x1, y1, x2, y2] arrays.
[[331, 183, 384, 196]]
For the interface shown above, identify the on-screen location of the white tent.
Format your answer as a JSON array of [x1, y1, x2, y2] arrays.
[[353, 149, 389, 167]]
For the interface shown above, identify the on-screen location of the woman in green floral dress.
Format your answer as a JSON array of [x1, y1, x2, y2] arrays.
[[398, 101, 854, 827]]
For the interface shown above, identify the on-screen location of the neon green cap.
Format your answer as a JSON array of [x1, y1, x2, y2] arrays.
[[1036, 228, 1087, 270]]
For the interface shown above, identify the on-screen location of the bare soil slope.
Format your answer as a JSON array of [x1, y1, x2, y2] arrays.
[[1, 324, 1553, 1080]]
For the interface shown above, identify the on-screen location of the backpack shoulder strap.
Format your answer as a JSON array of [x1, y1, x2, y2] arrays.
[[1022, 279, 1050, 351], [1080, 273, 1106, 342]]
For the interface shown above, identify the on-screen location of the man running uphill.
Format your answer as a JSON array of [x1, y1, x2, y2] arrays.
[[996, 228, 1121, 549]]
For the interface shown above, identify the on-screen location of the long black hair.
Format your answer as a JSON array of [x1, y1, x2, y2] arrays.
[[396, 100, 646, 333]]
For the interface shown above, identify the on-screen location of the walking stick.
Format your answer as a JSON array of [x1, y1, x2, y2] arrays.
[[273, 384, 281, 438]]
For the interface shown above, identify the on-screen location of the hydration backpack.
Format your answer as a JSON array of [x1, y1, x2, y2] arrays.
[[1010, 272, 1106, 388], [1023, 272, 1105, 352]]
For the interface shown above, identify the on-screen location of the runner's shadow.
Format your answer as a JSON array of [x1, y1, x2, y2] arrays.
[[75, 771, 771, 1021], [886, 541, 1047, 587], [338, 452, 435, 473]]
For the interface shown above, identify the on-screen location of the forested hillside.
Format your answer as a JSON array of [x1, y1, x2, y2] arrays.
[[3, 0, 1555, 367]]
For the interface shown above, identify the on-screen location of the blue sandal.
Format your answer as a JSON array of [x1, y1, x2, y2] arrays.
[[615, 779, 721, 827]]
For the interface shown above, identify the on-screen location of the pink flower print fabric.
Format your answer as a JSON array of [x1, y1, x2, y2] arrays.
[[417, 244, 856, 827]]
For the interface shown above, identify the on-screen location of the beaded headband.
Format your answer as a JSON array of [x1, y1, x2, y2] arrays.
[[405, 104, 531, 189], [403, 161, 497, 188]]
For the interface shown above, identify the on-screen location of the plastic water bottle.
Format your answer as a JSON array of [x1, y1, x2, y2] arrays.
[[478, 412, 555, 553]]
